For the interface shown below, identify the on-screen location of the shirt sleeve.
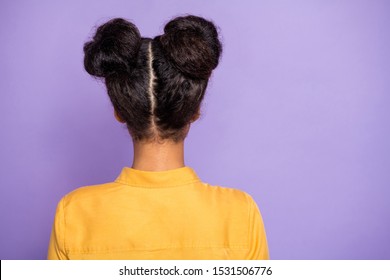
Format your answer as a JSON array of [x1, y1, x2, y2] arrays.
[[245, 193, 270, 260], [47, 198, 67, 260]]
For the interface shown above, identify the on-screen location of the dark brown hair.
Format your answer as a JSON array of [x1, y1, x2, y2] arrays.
[[83, 15, 222, 142]]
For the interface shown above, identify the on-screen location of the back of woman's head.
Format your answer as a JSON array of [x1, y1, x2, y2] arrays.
[[83, 15, 222, 142]]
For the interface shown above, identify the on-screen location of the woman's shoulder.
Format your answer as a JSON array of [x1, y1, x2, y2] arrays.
[[59, 181, 120, 207], [198, 182, 257, 210]]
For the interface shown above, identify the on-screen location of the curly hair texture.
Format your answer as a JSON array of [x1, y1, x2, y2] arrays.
[[83, 15, 222, 142]]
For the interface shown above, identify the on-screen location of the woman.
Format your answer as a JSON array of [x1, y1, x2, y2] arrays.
[[48, 15, 269, 260]]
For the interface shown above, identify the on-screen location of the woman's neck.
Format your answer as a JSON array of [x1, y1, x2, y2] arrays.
[[131, 139, 185, 171]]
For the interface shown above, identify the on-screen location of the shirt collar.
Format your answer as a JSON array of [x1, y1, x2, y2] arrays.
[[115, 166, 201, 188]]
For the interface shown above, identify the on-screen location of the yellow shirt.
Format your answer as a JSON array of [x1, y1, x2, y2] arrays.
[[48, 166, 269, 259]]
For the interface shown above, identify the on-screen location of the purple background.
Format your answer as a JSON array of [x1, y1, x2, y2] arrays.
[[1, 0, 389, 260]]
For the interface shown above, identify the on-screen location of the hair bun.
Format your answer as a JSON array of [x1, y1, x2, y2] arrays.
[[83, 18, 141, 78], [158, 15, 222, 79]]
